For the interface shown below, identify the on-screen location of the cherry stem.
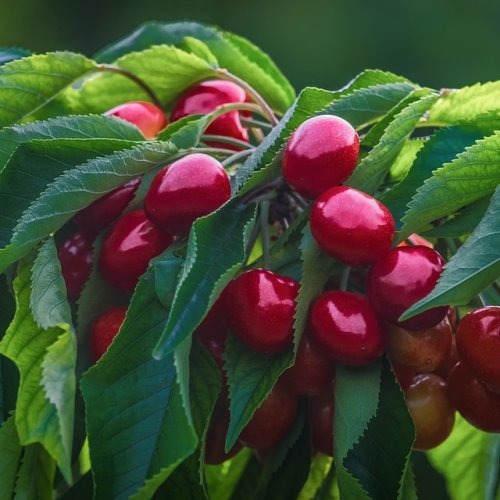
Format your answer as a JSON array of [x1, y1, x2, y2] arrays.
[[97, 64, 163, 108], [240, 117, 273, 130], [287, 191, 308, 210], [240, 177, 285, 204], [260, 200, 271, 269], [192, 146, 235, 157], [222, 149, 254, 167], [207, 102, 272, 123], [250, 127, 265, 144], [216, 68, 279, 126], [202, 134, 254, 150], [340, 266, 351, 291]]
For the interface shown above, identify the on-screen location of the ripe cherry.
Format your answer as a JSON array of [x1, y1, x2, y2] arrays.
[[309, 291, 385, 365], [386, 317, 452, 373], [283, 334, 334, 396], [406, 373, 455, 450], [310, 186, 395, 265], [455, 306, 500, 393], [367, 246, 449, 330], [144, 153, 231, 236], [447, 362, 500, 433], [309, 388, 334, 456], [90, 306, 127, 363], [105, 101, 168, 139], [434, 336, 459, 380], [74, 177, 141, 232], [282, 115, 360, 199], [391, 362, 416, 391], [99, 210, 174, 292], [239, 380, 298, 449], [226, 269, 299, 353], [171, 80, 249, 150], [58, 230, 94, 300]]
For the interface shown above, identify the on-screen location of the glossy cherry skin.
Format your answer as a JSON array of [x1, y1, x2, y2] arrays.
[[99, 210, 174, 292], [367, 246, 449, 330], [171, 80, 249, 150], [406, 374, 455, 450], [282, 115, 360, 199], [447, 362, 500, 433], [226, 269, 299, 353], [386, 316, 452, 373], [456, 307, 500, 393], [310, 186, 395, 265], [309, 388, 334, 456], [90, 306, 127, 363], [105, 101, 168, 139], [239, 380, 299, 449], [144, 153, 231, 236], [391, 362, 416, 391], [58, 230, 94, 300], [309, 291, 385, 365], [74, 177, 141, 232]]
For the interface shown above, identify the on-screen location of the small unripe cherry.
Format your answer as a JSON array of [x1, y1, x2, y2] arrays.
[[144, 153, 231, 236], [90, 306, 127, 363], [282, 115, 360, 199], [310, 186, 395, 265], [105, 101, 168, 139], [309, 388, 334, 456], [406, 374, 455, 450], [58, 230, 94, 300]]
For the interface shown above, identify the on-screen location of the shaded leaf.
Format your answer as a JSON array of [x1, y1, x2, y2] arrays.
[[14, 444, 55, 500], [0, 48, 31, 66], [0, 415, 22, 499]]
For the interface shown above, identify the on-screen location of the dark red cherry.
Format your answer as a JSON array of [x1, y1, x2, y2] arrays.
[[367, 246, 449, 330], [99, 210, 174, 292], [58, 230, 94, 300], [309, 291, 385, 365], [447, 362, 500, 433], [144, 153, 231, 236], [309, 388, 334, 456], [90, 306, 127, 363], [73, 177, 141, 232], [105, 101, 168, 139], [226, 269, 299, 353], [434, 336, 460, 380], [283, 334, 334, 396], [310, 186, 395, 265], [282, 115, 360, 199], [391, 362, 416, 391], [239, 380, 298, 449], [171, 80, 249, 150], [456, 307, 500, 393]]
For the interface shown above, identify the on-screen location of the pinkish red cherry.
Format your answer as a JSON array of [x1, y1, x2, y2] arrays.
[[74, 177, 141, 232], [99, 210, 174, 292], [105, 101, 168, 139], [144, 153, 231, 236], [90, 306, 127, 363], [226, 269, 299, 353], [282, 115, 360, 199], [309, 291, 385, 365], [310, 186, 395, 265], [58, 230, 94, 300], [367, 246, 449, 330], [171, 80, 249, 150]]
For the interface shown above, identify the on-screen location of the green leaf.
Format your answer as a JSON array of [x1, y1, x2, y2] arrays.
[[0, 48, 31, 66], [389, 139, 425, 182], [0, 415, 22, 498], [297, 455, 335, 500], [401, 130, 500, 238], [69, 45, 215, 114], [0, 52, 96, 128], [81, 263, 197, 500], [428, 82, 500, 125], [400, 185, 500, 320], [427, 415, 500, 500], [14, 444, 55, 500], [153, 199, 257, 359], [181, 37, 218, 66], [346, 90, 437, 194]]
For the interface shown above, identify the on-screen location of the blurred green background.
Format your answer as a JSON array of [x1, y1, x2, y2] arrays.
[[1, 0, 499, 92]]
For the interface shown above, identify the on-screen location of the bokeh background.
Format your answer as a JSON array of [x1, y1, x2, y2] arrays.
[[1, 0, 499, 92]]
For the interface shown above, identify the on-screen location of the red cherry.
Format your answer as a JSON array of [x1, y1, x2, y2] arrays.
[[282, 115, 360, 199], [226, 269, 299, 353], [99, 210, 174, 292], [144, 153, 231, 236], [456, 307, 500, 393], [310, 186, 395, 265], [90, 306, 127, 363], [105, 101, 168, 139], [391, 362, 416, 391], [434, 336, 460, 380], [447, 362, 500, 433], [367, 246, 449, 330], [74, 177, 141, 232], [171, 80, 249, 150], [239, 380, 298, 448], [309, 388, 334, 456], [283, 334, 334, 396], [58, 230, 94, 300], [309, 291, 385, 365]]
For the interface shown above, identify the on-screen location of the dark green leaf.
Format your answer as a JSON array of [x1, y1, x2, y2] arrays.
[[411, 452, 450, 500], [157, 114, 208, 148], [0, 48, 31, 66], [229, 455, 264, 500], [0, 415, 22, 498], [14, 444, 55, 500], [59, 473, 94, 500]]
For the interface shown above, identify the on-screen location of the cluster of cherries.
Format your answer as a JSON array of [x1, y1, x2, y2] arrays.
[[57, 77, 500, 464]]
